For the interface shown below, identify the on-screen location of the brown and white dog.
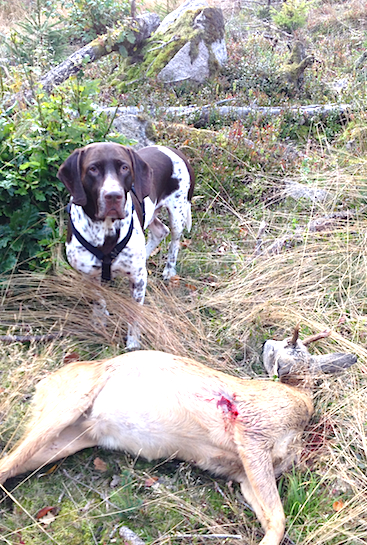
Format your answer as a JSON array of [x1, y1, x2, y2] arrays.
[[0, 331, 356, 545], [57, 143, 195, 349]]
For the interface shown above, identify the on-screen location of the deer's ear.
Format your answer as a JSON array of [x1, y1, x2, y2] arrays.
[[313, 353, 357, 374], [263, 341, 279, 377]]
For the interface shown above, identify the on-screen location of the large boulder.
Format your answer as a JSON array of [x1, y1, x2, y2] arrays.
[[125, 0, 227, 85], [100, 107, 156, 148]]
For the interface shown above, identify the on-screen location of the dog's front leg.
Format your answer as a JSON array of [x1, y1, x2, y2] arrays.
[[126, 269, 147, 350], [93, 294, 109, 325], [87, 276, 109, 327]]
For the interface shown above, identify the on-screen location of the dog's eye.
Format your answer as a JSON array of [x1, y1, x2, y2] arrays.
[[121, 164, 129, 172], [89, 165, 99, 174]]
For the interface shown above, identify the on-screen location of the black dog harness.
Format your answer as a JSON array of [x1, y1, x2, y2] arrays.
[[67, 204, 134, 282]]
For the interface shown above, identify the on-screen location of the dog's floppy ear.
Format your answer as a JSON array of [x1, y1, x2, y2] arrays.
[[126, 148, 153, 202], [57, 148, 87, 206]]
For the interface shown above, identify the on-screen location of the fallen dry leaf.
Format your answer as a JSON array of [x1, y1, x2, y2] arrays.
[[93, 457, 107, 472], [64, 352, 80, 364], [36, 506, 58, 525], [184, 283, 197, 292], [169, 275, 180, 288], [38, 463, 59, 478], [36, 506, 56, 519], [333, 500, 344, 512], [144, 476, 159, 487], [38, 511, 57, 525]]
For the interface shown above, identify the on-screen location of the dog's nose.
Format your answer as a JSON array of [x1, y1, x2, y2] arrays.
[[105, 191, 123, 203]]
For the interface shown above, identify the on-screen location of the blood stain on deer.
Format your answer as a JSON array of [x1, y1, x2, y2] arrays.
[[216, 394, 239, 429]]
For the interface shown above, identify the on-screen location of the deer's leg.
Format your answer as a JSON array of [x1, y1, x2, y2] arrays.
[[0, 422, 96, 482], [236, 441, 285, 545]]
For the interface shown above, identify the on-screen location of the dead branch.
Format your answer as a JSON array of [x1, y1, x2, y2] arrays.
[[174, 535, 243, 540], [249, 211, 356, 262]]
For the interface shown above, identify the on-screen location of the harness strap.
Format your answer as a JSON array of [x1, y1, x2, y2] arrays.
[[67, 204, 134, 282]]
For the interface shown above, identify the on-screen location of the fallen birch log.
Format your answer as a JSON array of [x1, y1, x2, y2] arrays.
[[162, 102, 351, 120], [100, 102, 351, 124]]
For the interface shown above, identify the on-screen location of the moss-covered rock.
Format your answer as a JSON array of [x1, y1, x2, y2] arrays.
[[121, 2, 227, 87]]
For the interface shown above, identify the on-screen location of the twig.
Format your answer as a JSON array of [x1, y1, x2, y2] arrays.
[[254, 220, 267, 255], [174, 535, 243, 540], [247, 210, 356, 264], [147, 36, 178, 52]]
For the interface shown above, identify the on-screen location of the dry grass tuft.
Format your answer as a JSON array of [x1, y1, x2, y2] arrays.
[[0, 269, 215, 363], [0, 0, 31, 33]]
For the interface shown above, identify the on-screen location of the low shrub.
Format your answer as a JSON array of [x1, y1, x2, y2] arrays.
[[0, 77, 129, 274], [63, 0, 131, 43]]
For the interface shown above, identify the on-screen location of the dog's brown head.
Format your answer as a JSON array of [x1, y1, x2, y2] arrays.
[[57, 143, 153, 221]]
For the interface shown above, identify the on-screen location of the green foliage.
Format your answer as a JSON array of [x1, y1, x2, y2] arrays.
[[4, 0, 68, 68], [0, 78, 130, 274], [271, 0, 314, 33], [64, 0, 131, 42]]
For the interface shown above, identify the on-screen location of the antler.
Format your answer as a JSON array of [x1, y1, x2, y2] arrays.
[[287, 324, 300, 347], [303, 330, 331, 346]]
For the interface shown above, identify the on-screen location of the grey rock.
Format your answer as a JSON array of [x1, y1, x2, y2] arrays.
[[101, 109, 155, 149], [158, 40, 210, 84], [284, 181, 330, 203]]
